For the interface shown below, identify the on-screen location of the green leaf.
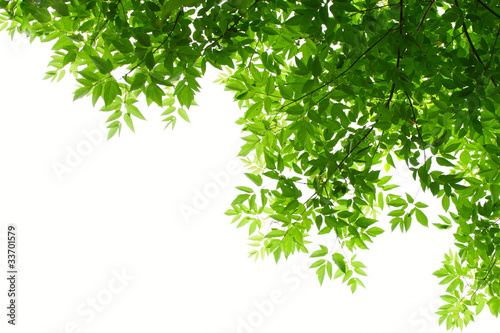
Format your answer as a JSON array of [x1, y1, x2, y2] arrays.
[[442, 195, 450, 211], [310, 259, 325, 268], [125, 104, 146, 120], [103, 80, 121, 106], [311, 57, 322, 77], [415, 209, 428, 227], [90, 55, 113, 74], [106, 110, 122, 123], [332, 253, 346, 273], [131, 73, 148, 91], [7, 0, 500, 316], [441, 295, 457, 303], [366, 227, 384, 237], [144, 51, 155, 70], [177, 108, 190, 123], [30, 7, 52, 23], [245, 173, 263, 186], [146, 83, 164, 106], [51, 0, 70, 16], [123, 113, 135, 132], [415, 202, 428, 209], [236, 186, 253, 193], [107, 125, 119, 140], [436, 157, 455, 167], [135, 31, 151, 47], [73, 86, 91, 100], [265, 229, 286, 238], [487, 297, 500, 317], [316, 264, 326, 285], [325, 216, 348, 228], [310, 245, 328, 258], [92, 83, 103, 106], [386, 154, 395, 168]]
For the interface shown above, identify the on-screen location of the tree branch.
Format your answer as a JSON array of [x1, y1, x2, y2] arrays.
[[454, 0, 498, 86], [463, 23, 486, 69], [206, 0, 260, 49], [404, 91, 424, 147], [124, 10, 182, 77], [444, 31, 464, 49], [386, 0, 404, 108], [89, 0, 124, 46], [461, 249, 498, 304], [278, 24, 399, 114], [334, 24, 399, 83], [348, 3, 398, 17], [300, 126, 375, 211], [487, 25, 500, 70], [416, 0, 436, 33], [477, 0, 500, 20]]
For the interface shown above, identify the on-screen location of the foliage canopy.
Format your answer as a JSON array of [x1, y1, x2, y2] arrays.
[[2, 0, 500, 329]]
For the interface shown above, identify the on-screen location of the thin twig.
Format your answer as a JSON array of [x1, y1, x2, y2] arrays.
[[459, 249, 498, 304], [206, 0, 260, 49], [298, 126, 375, 211], [124, 10, 182, 77], [282, 24, 399, 112], [261, 24, 398, 136], [349, 3, 399, 17], [335, 25, 398, 82], [444, 31, 464, 49], [119, 0, 128, 25], [89, 11, 103, 46]]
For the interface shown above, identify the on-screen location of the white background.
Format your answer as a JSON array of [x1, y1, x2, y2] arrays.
[[0, 32, 498, 333]]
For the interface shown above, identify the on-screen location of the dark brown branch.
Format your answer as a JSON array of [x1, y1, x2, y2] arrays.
[[477, 0, 500, 20], [452, 0, 484, 68], [386, 0, 404, 108], [416, 0, 436, 33], [386, 84, 396, 108], [404, 91, 424, 145], [463, 23, 486, 69], [462, 20, 498, 87], [453, 0, 498, 86], [487, 25, 500, 70], [398, 0, 404, 35]]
